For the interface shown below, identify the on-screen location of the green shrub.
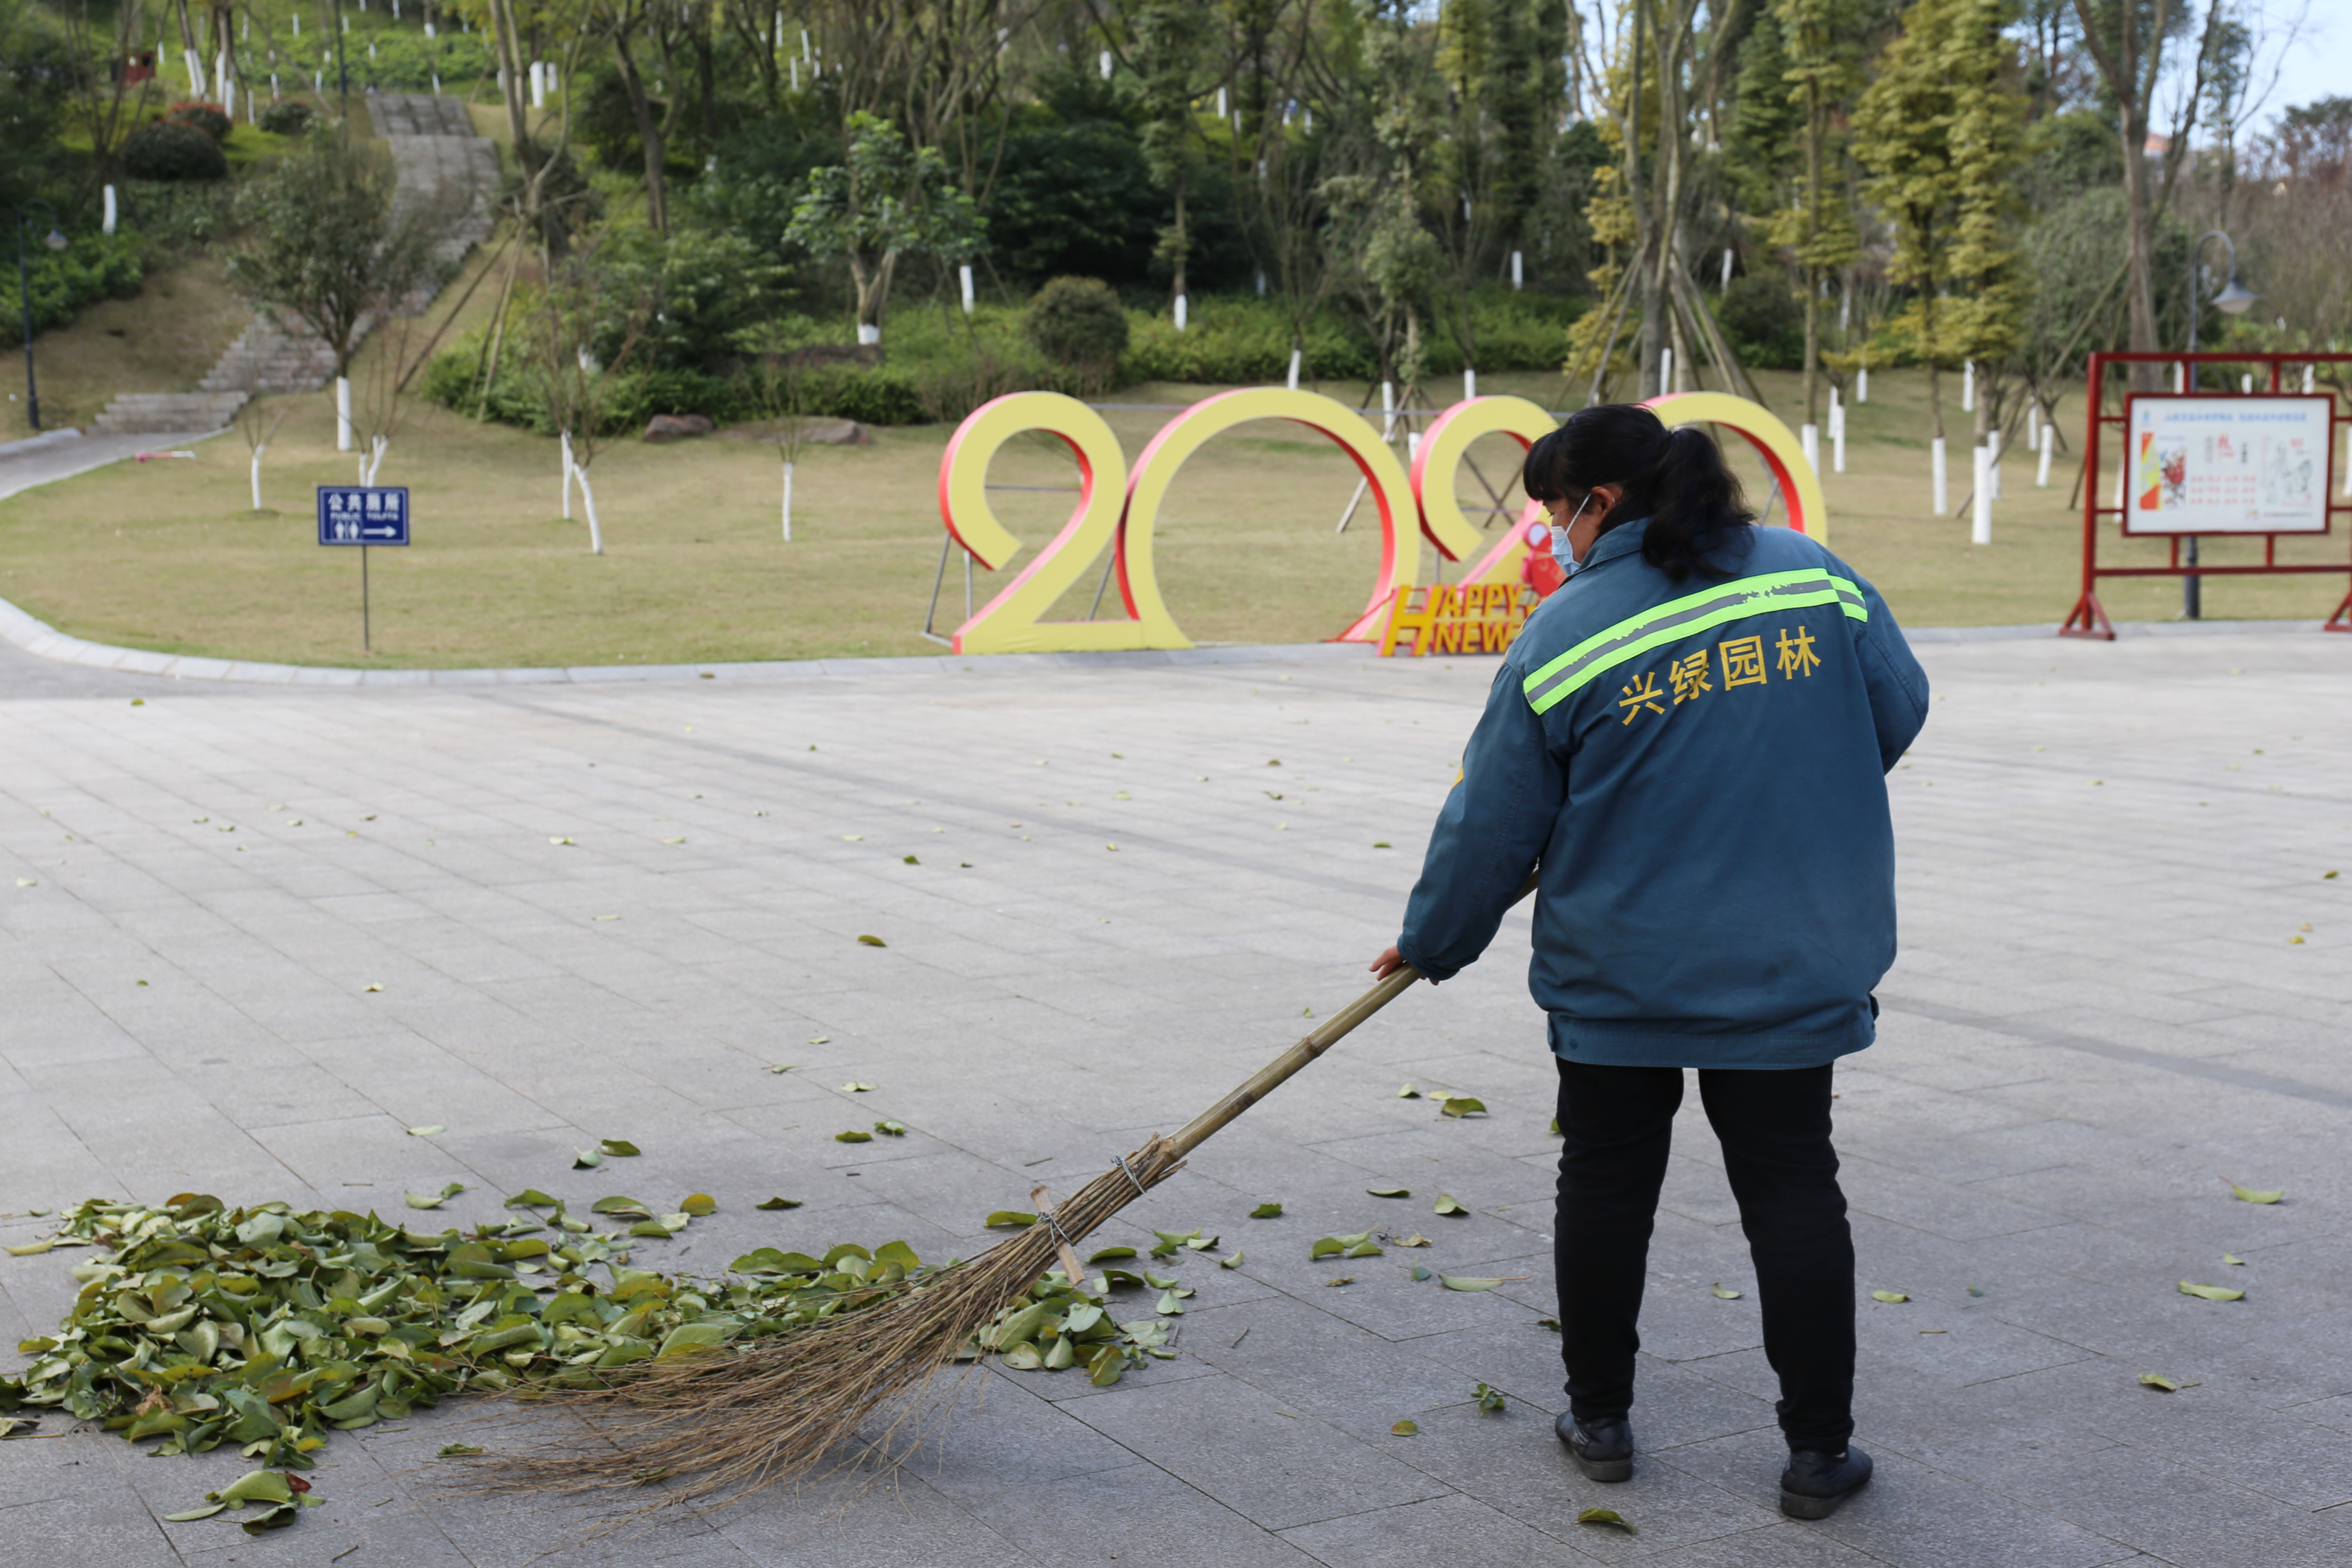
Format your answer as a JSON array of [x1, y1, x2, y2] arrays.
[[121, 121, 227, 183], [115, 179, 237, 259], [257, 99, 315, 137], [1023, 276, 1129, 387], [0, 232, 145, 346], [162, 100, 233, 142]]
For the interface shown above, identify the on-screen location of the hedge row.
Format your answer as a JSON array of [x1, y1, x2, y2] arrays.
[[419, 335, 934, 434]]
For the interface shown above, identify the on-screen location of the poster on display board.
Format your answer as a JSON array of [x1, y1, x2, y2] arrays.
[[2123, 395, 2332, 535]]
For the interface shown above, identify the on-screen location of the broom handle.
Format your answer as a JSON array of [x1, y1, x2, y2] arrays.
[[1164, 874, 1538, 1161]]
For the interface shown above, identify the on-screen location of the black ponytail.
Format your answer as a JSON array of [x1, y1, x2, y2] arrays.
[[1521, 404, 1755, 582]]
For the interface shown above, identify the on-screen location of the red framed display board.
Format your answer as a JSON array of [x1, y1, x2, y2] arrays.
[[2062, 351, 2352, 638]]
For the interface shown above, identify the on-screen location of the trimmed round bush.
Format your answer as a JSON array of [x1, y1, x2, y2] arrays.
[[163, 101, 234, 143], [257, 98, 315, 137], [121, 121, 228, 183], [1023, 276, 1129, 383]]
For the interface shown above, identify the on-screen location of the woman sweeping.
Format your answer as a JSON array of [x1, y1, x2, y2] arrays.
[[1370, 404, 1929, 1520]]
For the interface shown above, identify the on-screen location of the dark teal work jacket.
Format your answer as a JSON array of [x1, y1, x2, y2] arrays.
[[1396, 518, 1931, 1069]]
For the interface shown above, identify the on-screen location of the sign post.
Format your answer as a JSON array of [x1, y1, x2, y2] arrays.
[[317, 485, 410, 651]]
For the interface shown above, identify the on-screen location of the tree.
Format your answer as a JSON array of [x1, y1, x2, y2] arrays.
[[1320, 2, 1445, 394], [2067, 0, 2232, 380], [1585, 0, 1759, 400], [1132, 0, 1211, 314], [530, 246, 655, 554], [1768, 0, 1868, 435], [1853, 0, 2024, 459], [1430, 0, 1573, 383], [224, 126, 443, 378], [783, 112, 980, 346], [1939, 0, 2028, 450]]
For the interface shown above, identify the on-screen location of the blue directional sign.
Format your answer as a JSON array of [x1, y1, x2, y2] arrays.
[[316, 486, 411, 546]]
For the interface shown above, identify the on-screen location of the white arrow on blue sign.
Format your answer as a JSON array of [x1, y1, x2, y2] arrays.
[[316, 486, 411, 546]]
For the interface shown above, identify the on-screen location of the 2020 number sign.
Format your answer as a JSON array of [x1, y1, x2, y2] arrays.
[[937, 388, 1819, 656]]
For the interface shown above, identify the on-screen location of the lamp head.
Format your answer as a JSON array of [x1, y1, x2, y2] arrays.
[[43, 228, 68, 251], [2215, 273, 2258, 315]]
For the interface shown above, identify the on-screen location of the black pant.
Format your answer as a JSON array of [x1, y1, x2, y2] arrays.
[[1553, 1057, 1855, 1453]]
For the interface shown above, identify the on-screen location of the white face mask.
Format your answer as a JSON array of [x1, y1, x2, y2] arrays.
[[1550, 492, 1597, 574]]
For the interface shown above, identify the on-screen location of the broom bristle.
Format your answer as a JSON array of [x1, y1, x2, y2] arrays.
[[467, 1134, 1188, 1514]]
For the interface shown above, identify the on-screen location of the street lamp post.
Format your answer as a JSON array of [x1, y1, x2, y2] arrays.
[[334, 0, 350, 117], [10, 201, 71, 434], [2182, 229, 2260, 620]]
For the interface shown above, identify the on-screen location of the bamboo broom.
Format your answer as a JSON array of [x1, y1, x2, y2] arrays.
[[479, 958, 1439, 1510]]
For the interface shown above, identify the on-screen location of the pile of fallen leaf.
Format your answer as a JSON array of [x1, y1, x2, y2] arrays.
[[0, 1191, 1183, 1531]]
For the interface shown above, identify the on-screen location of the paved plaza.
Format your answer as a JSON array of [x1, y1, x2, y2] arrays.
[[0, 626, 2346, 1567]]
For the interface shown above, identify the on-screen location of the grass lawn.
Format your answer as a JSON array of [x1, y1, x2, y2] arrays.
[[5, 314, 2343, 668]]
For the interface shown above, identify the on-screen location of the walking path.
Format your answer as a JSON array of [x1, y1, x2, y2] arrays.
[[0, 429, 232, 505], [86, 93, 498, 439], [0, 627, 2344, 1566]]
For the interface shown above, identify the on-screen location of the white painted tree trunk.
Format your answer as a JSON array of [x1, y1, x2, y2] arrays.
[[363, 435, 388, 487], [1931, 438, 1948, 514], [1286, 349, 1301, 390], [336, 378, 353, 452], [251, 447, 265, 510], [2037, 425, 2054, 488], [560, 431, 575, 519], [781, 458, 794, 542], [1801, 422, 1819, 475], [1971, 444, 1992, 545], [578, 466, 604, 554]]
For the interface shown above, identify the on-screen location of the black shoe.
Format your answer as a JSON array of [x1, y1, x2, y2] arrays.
[[1554, 1412, 1634, 1482], [1779, 1445, 1872, 1519]]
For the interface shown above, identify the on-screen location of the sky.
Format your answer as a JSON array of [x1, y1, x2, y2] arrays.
[[2241, 0, 2348, 129]]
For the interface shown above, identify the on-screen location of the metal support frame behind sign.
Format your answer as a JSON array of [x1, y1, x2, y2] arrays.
[[2062, 352, 2352, 639]]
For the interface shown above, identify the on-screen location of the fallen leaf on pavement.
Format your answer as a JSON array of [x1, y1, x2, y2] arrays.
[[2178, 1280, 2245, 1302]]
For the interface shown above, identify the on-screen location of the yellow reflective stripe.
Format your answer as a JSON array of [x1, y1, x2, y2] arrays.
[[1522, 569, 1865, 715]]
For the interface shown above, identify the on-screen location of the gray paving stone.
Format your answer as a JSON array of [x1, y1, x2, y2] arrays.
[[3, 629, 2348, 1565], [1279, 1491, 1607, 1565]]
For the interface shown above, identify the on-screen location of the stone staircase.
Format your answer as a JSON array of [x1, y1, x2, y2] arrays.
[[83, 392, 253, 435], [89, 94, 498, 437]]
